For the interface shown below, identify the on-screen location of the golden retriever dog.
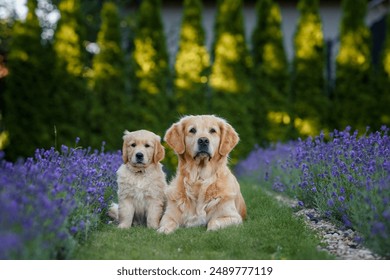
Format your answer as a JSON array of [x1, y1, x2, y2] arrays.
[[157, 115, 246, 234], [108, 130, 167, 229]]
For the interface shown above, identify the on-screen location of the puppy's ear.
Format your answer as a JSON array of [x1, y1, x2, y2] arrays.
[[164, 123, 185, 155], [122, 131, 130, 163], [153, 137, 165, 163], [219, 121, 239, 156]]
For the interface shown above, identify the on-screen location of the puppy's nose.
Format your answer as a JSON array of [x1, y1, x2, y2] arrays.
[[198, 137, 209, 147], [136, 152, 144, 160]]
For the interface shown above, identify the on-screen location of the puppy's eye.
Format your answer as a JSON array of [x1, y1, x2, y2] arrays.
[[189, 128, 197, 134], [145, 144, 150, 148], [210, 128, 216, 134], [130, 143, 136, 148]]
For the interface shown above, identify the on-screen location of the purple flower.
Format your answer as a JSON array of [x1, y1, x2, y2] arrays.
[[0, 145, 122, 259], [382, 208, 390, 221], [371, 222, 387, 238]]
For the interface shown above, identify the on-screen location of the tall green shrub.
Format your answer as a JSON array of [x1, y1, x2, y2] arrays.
[[334, 0, 374, 132], [130, 0, 171, 136], [210, 0, 254, 159], [53, 0, 88, 147], [251, 0, 290, 143], [376, 13, 390, 126], [174, 0, 210, 115], [4, 0, 56, 159], [89, 2, 128, 150], [292, 0, 328, 137]]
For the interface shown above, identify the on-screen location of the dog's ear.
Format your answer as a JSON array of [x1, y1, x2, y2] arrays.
[[153, 137, 165, 163], [219, 121, 239, 156], [122, 130, 130, 163], [164, 122, 185, 155]]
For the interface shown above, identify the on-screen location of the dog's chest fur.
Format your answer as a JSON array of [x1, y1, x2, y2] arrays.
[[117, 164, 164, 209], [180, 164, 221, 227]]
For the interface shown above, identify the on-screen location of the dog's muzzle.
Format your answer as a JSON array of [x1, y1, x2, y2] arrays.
[[195, 137, 211, 159]]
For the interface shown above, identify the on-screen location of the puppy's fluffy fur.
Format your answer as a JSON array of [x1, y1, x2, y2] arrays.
[[108, 130, 167, 229], [158, 115, 246, 234]]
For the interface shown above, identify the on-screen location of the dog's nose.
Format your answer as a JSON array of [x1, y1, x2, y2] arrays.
[[198, 137, 209, 147], [136, 152, 144, 160]]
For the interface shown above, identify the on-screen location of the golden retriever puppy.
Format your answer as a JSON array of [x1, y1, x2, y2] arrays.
[[108, 130, 167, 229], [158, 115, 246, 234]]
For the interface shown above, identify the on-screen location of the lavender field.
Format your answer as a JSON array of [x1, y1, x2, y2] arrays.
[[1, 127, 389, 259], [0, 143, 121, 259], [236, 126, 390, 257]]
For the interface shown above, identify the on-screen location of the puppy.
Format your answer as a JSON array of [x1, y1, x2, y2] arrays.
[[158, 115, 246, 234], [108, 130, 166, 229]]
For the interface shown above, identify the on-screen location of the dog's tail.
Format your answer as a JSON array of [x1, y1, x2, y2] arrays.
[[108, 203, 119, 221]]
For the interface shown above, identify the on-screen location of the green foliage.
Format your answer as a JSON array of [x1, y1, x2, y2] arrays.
[[52, 0, 88, 148], [89, 2, 129, 151], [292, 0, 328, 137], [74, 184, 332, 260], [129, 0, 171, 137], [3, 0, 56, 159], [251, 0, 290, 143], [375, 12, 390, 126], [334, 0, 376, 132], [210, 0, 255, 160], [174, 0, 210, 115]]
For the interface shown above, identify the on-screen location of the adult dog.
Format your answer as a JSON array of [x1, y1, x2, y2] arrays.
[[158, 115, 246, 234], [109, 130, 166, 229]]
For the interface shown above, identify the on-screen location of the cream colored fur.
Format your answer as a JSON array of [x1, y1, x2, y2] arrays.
[[108, 130, 167, 229]]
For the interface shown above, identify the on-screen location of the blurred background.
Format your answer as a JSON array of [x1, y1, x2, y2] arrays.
[[0, 0, 389, 165]]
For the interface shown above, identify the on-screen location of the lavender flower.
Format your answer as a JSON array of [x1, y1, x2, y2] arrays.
[[0, 144, 121, 259], [237, 126, 390, 257]]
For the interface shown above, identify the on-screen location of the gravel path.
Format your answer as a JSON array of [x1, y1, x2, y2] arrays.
[[271, 192, 382, 260]]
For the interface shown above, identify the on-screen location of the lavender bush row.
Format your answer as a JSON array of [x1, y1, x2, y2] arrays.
[[236, 126, 390, 257], [0, 143, 121, 259]]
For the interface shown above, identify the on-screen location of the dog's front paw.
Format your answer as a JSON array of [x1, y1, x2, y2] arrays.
[[207, 219, 221, 231], [157, 225, 176, 234], [118, 223, 131, 229]]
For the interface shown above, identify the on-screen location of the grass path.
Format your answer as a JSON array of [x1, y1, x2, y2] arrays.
[[73, 183, 333, 260]]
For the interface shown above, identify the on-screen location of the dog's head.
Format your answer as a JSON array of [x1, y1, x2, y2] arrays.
[[164, 115, 239, 161], [122, 130, 165, 168]]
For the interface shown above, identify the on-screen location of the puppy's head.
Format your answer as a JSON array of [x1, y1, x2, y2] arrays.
[[122, 130, 165, 168], [164, 115, 239, 161]]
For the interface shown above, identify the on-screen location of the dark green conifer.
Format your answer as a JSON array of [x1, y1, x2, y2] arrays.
[[251, 0, 290, 142], [89, 2, 128, 150], [52, 0, 88, 147], [130, 0, 171, 136], [4, 0, 55, 158], [174, 0, 210, 115], [292, 0, 328, 137], [210, 0, 254, 160], [376, 12, 390, 127], [335, 0, 373, 132]]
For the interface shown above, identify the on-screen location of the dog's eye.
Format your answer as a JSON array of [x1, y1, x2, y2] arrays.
[[145, 144, 150, 148], [209, 128, 216, 134], [130, 143, 136, 148], [189, 128, 197, 134]]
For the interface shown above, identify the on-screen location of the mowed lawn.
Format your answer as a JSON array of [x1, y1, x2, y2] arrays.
[[73, 183, 333, 260]]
